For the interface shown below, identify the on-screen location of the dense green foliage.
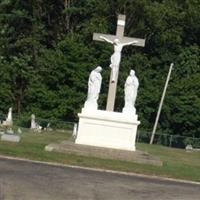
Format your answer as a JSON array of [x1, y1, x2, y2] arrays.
[[0, 0, 199, 138]]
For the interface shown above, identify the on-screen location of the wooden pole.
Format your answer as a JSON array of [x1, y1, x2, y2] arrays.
[[150, 63, 174, 144]]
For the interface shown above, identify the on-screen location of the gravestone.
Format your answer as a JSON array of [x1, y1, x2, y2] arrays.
[[1, 128, 21, 143], [30, 114, 42, 132], [0, 107, 20, 142], [2, 107, 13, 127], [72, 123, 78, 138], [1, 134, 21, 143], [17, 128, 22, 134], [185, 144, 193, 151]]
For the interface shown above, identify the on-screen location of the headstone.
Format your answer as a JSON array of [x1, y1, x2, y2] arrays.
[[185, 144, 193, 151], [2, 107, 13, 127], [46, 123, 50, 128], [1, 128, 21, 143], [31, 114, 37, 129], [17, 128, 22, 134], [1, 134, 20, 143], [30, 114, 42, 132], [46, 123, 52, 131], [72, 123, 78, 138]]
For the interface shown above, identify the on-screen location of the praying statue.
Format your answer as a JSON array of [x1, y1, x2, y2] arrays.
[[122, 70, 139, 115], [100, 36, 138, 82], [84, 66, 102, 110]]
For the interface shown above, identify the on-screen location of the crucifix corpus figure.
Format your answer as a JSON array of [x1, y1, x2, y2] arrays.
[[99, 36, 138, 82], [93, 14, 145, 111]]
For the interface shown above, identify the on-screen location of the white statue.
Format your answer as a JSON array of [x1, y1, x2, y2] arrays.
[[31, 114, 42, 132], [84, 66, 102, 110], [7, 107, 12, 122], [2, 107, 13, 126], [17, 128, 22, 134], [123, 70, 139, 115], [72, 123, 78, 138], [100, 36, 138, 82], [31, 114, 37, 129]]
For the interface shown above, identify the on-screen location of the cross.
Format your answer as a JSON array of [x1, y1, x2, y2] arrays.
[[93, 14, 145, 111]]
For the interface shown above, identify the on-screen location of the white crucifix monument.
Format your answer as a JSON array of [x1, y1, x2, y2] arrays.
[[75, 14, 145, 151], [93, 14, 145, 111]]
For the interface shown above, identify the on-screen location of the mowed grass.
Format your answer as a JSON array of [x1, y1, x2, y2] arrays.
[[0, 131, 200, 182]]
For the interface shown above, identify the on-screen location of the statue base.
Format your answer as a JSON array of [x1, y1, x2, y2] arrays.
[[75, 109, 140, 151]]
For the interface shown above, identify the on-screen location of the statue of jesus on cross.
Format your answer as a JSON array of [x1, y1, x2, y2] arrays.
[[99, 36, 138, 82], [93, 14, 145, 111]]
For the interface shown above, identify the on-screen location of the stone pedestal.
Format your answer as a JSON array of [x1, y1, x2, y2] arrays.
[[75, 109, 140, 151]]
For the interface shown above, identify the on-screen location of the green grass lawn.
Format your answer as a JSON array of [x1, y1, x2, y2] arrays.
[[0, 130, 200, 182]]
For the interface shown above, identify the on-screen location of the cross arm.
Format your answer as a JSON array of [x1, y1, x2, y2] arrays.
[[121, 36, 145, 47], [93, 33, 145, 47], [93, 33, 117, 43]]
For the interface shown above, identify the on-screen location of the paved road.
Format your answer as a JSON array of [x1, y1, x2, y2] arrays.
[[0, 158, 199, 200]]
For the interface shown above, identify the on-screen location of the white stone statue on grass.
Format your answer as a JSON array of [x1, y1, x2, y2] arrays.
[[84, 66, 102, 110], [100, 36, 138, 82], [72, 123, 78, 138], [123, 70, 139, 115], [30, 114, 42, 132], [31, 114, 37, 129], [17, 128, 22, 134], [2, 107, 13, 127]]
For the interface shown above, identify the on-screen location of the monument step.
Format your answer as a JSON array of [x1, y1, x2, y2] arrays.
[[45, 141, 163, 166]]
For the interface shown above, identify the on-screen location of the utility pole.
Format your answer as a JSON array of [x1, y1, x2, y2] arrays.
[[150, 63, 174, 144]]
